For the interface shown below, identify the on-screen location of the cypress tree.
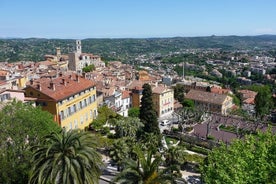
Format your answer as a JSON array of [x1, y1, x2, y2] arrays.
[[139, 83, 160, 135]]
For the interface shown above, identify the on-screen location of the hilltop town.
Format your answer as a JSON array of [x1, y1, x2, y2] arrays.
[[1, 38, 276, 184]]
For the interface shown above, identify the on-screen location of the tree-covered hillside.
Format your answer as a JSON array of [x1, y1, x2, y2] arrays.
[[1, 35, 276, 62]]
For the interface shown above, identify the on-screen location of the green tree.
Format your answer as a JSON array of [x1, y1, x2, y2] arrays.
[[140, 132, 162, 153], [29, 130, 103, 184], [0, 101, 61, 184], [109, 138, 130, 171], [164, 146, 186, 167], [82, 64, 95, 73], [254, 86, 273, 119], [128, 107, 140, 117], [114, 146, 181, 184], [182, 99, 194, 109], [173, 84, 185, 103], [139, 83, 160, 136], [201, 130, 276, 184], [164, 146, 187, 184], [90, 105, 117, 130], [114, 117, 144, 138]]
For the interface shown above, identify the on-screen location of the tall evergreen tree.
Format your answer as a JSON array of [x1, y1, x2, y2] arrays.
[[139, 83, 160, 136]]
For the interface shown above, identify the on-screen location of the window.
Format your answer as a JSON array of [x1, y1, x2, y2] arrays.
[[74, 119, 78, 128], [85, 113, 88, 121], [94, 109, 97, 117], [70, 106, 74, 113], [60, 111, 64, 120], [0, 94, 11, 101], [84, 99, 87, 107], [80, 116, 83, 124], [90, 110, 93, 119], [68, 107, 71, 116]]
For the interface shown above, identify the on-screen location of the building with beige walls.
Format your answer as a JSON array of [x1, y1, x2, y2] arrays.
[[68, 40, 105, 73], [185, 89, 233, 115], [152, 85, 174, 118], [24, 73, 97, 130]]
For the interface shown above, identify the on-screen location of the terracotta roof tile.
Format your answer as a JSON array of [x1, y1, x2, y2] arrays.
[[122, 90, 130, 99], [152, 85, 167, 94], [27, 74, 95, 101], [185, 89, 228, 105]]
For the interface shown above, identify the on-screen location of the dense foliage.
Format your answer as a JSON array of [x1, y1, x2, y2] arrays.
[[82, 64, 95, 72], [128, 107, 140, 117], [0, 101, 61, 184], [1, 35, 276, 62], [29, 130, 103, 184], [201, 130, 276, 184], [114, 145, 185, 184], [254, 85, 273, 119]]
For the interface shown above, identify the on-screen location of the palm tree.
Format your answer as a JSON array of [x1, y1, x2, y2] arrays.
[[114, 146, 184, 184], [163, 146, 187, 183], [109, 138, 130, 171], [29, 130, 103, 184]]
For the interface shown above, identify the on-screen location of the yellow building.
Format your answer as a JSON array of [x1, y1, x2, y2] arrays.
[[24, 73, 97, 130], [152, 85, 174, 118], [131, 83, 174, 118]]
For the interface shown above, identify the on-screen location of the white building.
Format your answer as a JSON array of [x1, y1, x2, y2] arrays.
[[68, 40, 105, 73]]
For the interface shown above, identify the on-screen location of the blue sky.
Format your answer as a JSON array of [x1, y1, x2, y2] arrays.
[[0, 0, 275, 38]]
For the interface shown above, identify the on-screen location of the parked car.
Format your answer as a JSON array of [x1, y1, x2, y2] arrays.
[[160, 120, 171, 126]]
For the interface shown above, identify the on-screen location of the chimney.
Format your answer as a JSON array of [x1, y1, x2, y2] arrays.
[[30, 79, 33, 85], [76, 75, 79, 83], [62, 78, 66, 86], [37, 84, 41, 91], [50, 81, 55, 91], [59, 72, 62, 77]]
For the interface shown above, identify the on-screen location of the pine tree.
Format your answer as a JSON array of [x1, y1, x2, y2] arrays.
[[139, 83, 160, 136]]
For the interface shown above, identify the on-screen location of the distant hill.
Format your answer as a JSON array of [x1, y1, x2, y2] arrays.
[[0, 35, 276, 62]]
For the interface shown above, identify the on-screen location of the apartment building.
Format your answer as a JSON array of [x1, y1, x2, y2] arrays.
[[131, 83, 174, 118], [0, 70, 27, 90], [152, 85, 174, 118], [104, 90, 131, 117], [185, 89, 233, 115], [24, 73, 97, 130]]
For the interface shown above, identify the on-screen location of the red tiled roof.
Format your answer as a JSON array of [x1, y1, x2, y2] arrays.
[[185, 89, 228, 105], [211, 87, 231, 94], [122, 90, 130, 99], [26, 73, 95, 101], [152, 85, 167, 94], [243, 97, 255, 104], [127, 80, 146, 90]]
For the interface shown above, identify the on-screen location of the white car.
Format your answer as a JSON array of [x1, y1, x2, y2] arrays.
[[160, 120, 171, 126]]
